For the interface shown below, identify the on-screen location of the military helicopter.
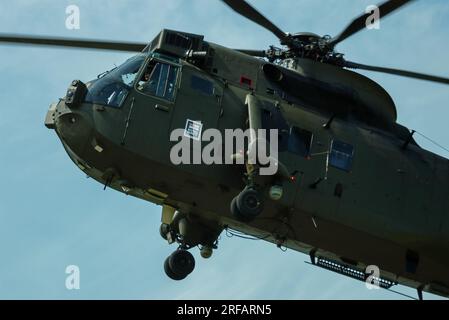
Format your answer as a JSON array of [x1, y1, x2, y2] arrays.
[[2, 0, 449, 299]]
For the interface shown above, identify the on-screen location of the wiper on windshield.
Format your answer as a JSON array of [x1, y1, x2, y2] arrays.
[[97, 66, 117, 79]]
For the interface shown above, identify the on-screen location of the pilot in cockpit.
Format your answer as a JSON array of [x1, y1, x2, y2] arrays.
[[137, 65, 157, 94]]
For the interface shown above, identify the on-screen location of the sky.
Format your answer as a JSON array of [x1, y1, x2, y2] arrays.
[[0, 0, 448, 300]]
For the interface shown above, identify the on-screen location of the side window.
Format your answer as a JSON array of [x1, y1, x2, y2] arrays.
[[137, 60, 178, 101], [260, 108, 289, 152], [329, 140, 354, 172], [288, 126, 313, 157]]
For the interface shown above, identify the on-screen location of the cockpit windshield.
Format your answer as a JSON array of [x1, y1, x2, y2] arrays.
[[84, 55, 145, 108]]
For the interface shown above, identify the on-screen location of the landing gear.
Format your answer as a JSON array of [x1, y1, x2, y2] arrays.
[[159, 223, 170, 240], [164, 249, 195, 281], [200, 245, 213, 259], [231, 187, 264, 222], [159, 208, 222, 281], [237, 187, 264, 217], [164, 256, 184, 281]]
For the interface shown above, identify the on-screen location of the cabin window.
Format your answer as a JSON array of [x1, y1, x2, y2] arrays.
[[260, 108, 289, 152], [288, 126, 313, 157], [329, 140, 354, 172], [191, 74, 214, 96], [137, 60, 178, 101]]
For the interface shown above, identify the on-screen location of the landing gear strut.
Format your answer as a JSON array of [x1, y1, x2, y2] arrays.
[[229, 94, 268, 222], [229, 93, 292, 222], [159, 208, 222, 281]]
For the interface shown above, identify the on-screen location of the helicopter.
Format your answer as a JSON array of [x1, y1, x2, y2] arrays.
[[1, 0, 449, 300]]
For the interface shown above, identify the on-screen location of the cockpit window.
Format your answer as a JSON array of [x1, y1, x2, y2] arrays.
[[84, 55, 145, 108], [137, 60, 178, 102]]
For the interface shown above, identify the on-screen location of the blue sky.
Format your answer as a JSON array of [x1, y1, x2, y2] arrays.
[[0, 0, 448, 299]]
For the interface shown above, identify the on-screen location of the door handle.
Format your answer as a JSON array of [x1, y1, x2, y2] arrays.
[[155, 104, 169, 112]]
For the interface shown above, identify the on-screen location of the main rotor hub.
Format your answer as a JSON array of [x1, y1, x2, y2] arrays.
[[290, 32, 321, 43], [268, 32, 345, 67]]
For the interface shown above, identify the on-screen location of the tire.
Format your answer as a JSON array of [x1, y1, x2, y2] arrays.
[[230, 196, 241, 217], [164, 257, 186, 281], [168, 250, 195, 278], [230, 196, 250, 222], [236, 188, 264, 219]]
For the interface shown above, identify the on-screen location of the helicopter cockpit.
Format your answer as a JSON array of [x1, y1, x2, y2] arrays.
[[84, 54, 145, 108], [83, 52, 180, 108]]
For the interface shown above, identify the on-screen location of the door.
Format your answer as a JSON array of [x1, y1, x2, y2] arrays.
[[169, 66, 222, 170], [124, 57, 181, 163]]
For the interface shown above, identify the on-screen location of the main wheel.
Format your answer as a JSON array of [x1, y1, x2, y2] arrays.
[[230, 196, 240, 217], [236, 188, 264, 219], [230, 196, 250, 222], [164, 257, 186, 281], [168, 249, 195, 278]]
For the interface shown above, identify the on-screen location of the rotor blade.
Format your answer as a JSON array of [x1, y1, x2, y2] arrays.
[[329, 0, 413, 47], [345, 61, 449, 85], [222, 0, 290, 45], [235, 49, 267, 57], [0, 34, 147, 52]]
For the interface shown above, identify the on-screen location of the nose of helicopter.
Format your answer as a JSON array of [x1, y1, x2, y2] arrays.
[[45, 99, 94, 158]]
